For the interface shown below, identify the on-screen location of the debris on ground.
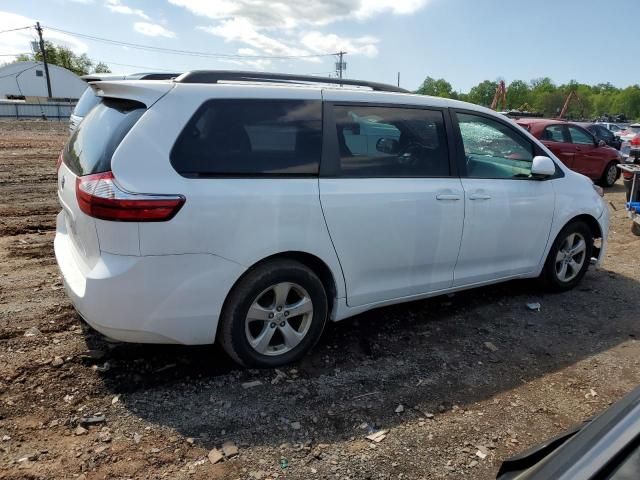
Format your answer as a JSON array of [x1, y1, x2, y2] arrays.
[[23, 326, 41, 337], [484, 341, 499, 352], [366, 430, 388, 443], [526, 302, 541, 311], [222, 441, 239, 458], [208, 448, 224, 464], [242, 380, 263, 389]]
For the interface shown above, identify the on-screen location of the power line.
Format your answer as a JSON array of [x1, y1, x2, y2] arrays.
[[43, 25, 339, 60], [100, 60, 177, 72], [0, 26, 33, 34]]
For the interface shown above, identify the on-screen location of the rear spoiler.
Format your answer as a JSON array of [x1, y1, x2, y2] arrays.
[[89, 80, 174, 108]]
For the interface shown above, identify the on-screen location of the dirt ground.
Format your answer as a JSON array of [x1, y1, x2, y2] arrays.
[[0, 120, 639, 480]]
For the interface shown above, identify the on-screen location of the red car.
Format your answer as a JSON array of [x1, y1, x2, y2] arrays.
[[517, 119, 621, 187]]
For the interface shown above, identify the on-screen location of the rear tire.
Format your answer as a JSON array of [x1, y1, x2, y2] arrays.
[[598, 161, 619, 188], [540, 221, 593, 292], [219, 259, 328, 367], [632, 222, 640, 237]]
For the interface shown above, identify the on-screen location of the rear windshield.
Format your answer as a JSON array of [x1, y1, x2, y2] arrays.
[[63, 98, 145, 176], [72, 88, 102, 117], [170, 99, 322, 177]]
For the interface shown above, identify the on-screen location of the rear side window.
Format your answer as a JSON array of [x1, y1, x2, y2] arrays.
[[63, 98, 145, 176], [543, 125, 567, 142], [170, 99, 322, 176], [333, 105, 450, 177], [73, 88, 102, 117]]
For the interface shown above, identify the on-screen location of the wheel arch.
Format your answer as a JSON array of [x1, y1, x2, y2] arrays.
[[550, 213, 603, 266], [567, 213, 603, 240], [220, 251, 340, 327]]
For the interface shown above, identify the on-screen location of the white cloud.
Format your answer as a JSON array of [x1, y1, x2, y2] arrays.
[[0, 11, 88, 63], [301, 32, 379, 58], [134, 22, 176, 38], [199, 18, 308, 57], [168, 0, 429, 28], [106, 0, 150, 20], [171, 0, 429, 63]]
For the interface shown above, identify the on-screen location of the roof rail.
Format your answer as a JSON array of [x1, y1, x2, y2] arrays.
[[175, 70, 410, 93]]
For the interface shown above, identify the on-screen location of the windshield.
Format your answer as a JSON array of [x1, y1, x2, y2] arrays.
[[72, 87, 102, 117]]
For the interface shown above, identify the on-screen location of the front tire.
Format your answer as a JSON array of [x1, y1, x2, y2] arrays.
[[598, 161, 619, 188], [219, 259, 328, 367], [541, 221, 593, 292]]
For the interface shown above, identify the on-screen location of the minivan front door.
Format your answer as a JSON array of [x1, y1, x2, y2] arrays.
[[319, 101, 464, 307], [452, 111, 556, 286]]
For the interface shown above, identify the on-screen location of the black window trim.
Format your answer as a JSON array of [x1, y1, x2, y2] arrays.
[[169, 98, 324, 179], [320, 101, 458, 179], [449, 108, 564, 181]]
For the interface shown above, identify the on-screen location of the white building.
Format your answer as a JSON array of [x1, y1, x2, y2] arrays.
[[0, 61, 86, 101]]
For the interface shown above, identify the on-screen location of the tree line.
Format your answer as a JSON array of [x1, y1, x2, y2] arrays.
[[416, 76, 640, 121], [14, 41, 111, 76]]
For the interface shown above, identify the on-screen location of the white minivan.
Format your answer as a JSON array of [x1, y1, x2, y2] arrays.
[[55, 71, 609, 367]]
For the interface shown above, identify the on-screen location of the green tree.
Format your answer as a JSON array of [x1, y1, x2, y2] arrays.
[[467, 80, 498, 107], [416, 76, 455, 98], [94, 62, 111, 73], [14, 41, 111, 75], [506, 80, 530, 109]]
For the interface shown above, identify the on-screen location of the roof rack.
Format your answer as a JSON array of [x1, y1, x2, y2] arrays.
[[175, 70, 410, 93]]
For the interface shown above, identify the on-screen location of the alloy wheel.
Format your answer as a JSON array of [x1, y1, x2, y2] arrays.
[[245, 282, 313, 356], [555, 232, 587, 282], [606, 164, 618, 186]]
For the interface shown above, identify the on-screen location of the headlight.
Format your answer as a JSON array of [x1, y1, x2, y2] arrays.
[[592, 184, 604, 197]]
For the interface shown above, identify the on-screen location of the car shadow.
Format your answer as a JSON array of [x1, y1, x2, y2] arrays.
[[80, 266, 640, 450]]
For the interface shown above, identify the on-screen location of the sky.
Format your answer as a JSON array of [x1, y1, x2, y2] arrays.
[[1, 0, 639, 92]]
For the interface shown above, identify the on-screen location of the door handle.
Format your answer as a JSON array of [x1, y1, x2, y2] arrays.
[[469, 193, 491, 200], [436, 193, 461, 201]]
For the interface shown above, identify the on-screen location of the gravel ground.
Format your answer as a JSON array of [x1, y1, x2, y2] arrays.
[[0, 120, 639, 480]]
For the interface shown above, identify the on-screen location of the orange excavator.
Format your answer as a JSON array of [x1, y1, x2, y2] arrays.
[[490, 80, 507, 111], [557, 90, 581, 119]]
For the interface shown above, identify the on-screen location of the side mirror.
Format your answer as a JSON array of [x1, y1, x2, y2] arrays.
[[598, 139, 606, 147], [531, 156, 556, 177], [376, 137, 400, 154]]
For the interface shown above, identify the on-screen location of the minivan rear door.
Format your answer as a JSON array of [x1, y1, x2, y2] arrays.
[[319, 95, 464, 307]]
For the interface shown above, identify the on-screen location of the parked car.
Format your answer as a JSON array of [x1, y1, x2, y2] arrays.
[[517, 119, 621, 187], [618, 123, 640, 143], [68, 72, 180, 133], [54, 71, 609, 367], [497, 384, 640, 479], [595, 121, 627, 134], [580, 122, 622, 150], [630, 131, 640, 161]]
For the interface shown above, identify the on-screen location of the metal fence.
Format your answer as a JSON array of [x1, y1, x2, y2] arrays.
[[0, 102, 76, 120]]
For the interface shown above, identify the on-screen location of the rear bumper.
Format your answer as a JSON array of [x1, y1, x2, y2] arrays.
[[54, 212, 245, 344], [594, 204, 609, 268]]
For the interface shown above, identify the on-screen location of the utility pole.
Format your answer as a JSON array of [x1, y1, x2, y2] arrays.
[[336, 51, 347, 80], [397, 72, 400, 88], [35, 22, 52, 99]]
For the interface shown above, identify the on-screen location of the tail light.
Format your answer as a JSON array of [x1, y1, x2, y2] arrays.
[[56, 151, 63, 172], [76, 171, 185, 222], [631, 135, 640, 146]]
